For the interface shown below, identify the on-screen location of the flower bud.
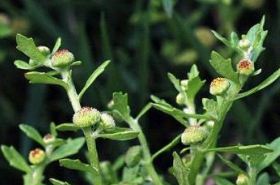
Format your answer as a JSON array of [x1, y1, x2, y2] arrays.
[[29, 148, 46, 165], [100, 113, 115, 129], [238, 35, 251, 50], [73, 107, 101, 128], [38, 46, 50, 56], [236, 173, 249, 185], [181, 125, 208, 145], [51, 49, 74, 68], [43, 134, 55, 144], [209, 77, 230, 96], [125, 146, 142, 167], [237, 59, 254, 76], [195, 27, 216, 47], [176, 93, 185, 105]]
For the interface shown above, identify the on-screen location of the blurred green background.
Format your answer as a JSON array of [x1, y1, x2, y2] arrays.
[[0, 0, 279, 184]]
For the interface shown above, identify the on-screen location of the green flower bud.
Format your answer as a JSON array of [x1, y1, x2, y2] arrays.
[[43, 133, 55, 144], [181, 125, 208, 145], [100, 113, 115, 129], [238, 35, 251, 50], [29, 148, 46, 165], [236, 173, 249, 185], [125, 146, 142, 167], [38, 46, 50, 56], [73, 107, 101, 128], [209, 77, 230, 96], [180, 80, 189, 91], [237, 59, 254, 76], [51, 49, 74, 68], [176, 93, 185, 105]]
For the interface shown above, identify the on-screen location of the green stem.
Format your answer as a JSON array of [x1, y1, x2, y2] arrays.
[[248, 167, 257, 185], [127, 117, 163, 185], [61, 70, 103, 185], [24, 166, 45, 185]]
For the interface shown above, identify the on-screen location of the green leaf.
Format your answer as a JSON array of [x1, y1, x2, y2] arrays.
[[14, 60, 36, 70], [136, 103, 152, 120], [211, 30, 231, 47], [257, 137, 280, 172], [162, 0, 175, 18], [210, 51, 238, 82], [1, 145, 31, 173], [172, 152, 189, 185], [214, 177, 234, 185], [79, 60, 111, 100], [125, 146, 142, 167], [56, 123, 79, 132], [217, 154, 245, 173], [25, 71, 68, 89], [235, 68, 280, 100], [257, 172, 270, 185], [50, 122, 57, 137], [19, 124, 44, 146], [49, 178, 71, 185], [16, 34, 46, 63], [206, 144, 272, 155], [52, 37, 61, 54], [168, 73, 182, 92], [59, 158, 97, 174], [50, 138, 85, 161], [112, 92, 131, 120], [97, 127, 139, 141], [202, 98, 218, 119], [186, 65, 205, 101]]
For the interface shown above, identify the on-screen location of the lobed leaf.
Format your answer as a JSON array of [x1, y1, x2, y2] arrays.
[[19, 124, 44, 146], [112, 92, 131, 121], [172, 152, 189, 185], [14, 60, 36, 70]]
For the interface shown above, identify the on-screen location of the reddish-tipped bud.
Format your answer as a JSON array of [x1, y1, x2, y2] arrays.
[[100, 113, 115, 129], [181, 125, 208, 145], [209, 77, 230, 95], [237, 59, 254, 76], [43, 134, 55, 144], [29, 148, 46, 165], [73, 107, 101, 128], [51, 49, 74, 68]]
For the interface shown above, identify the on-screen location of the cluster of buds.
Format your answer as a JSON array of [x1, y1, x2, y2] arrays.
[[209, 77, 230, 96], [73, 107, 101, 128], [29, 148, 46, 165], [181, 125, 208, 145], [51, 49, 74, 68]]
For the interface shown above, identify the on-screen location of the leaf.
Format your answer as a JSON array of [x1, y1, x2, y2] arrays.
[[50, 122, 57, 137], [25, 71, 68, 89], [1, 145, 31, 173], [217, 154, 245, 173], [210, 51, 238, 82], [172, 152, 189, 185], [19, 124, 44, 146], [14, 60, 36, 70], [235, 68, 280, 100], [168, 73, 182, 92], [214, 177, 234, 185], [136, 103, 152, 120], [59, 158, 97, 174], [112, 92, 131, 120], [49, 178, 71, 185], [56, 123, 79, 132], [97, 127, 139, 141], [16, 34, 46, 63], [186, 65, 205, 101], [79, 60, 111, 100], [206, 144, 272, 155], [257, 137, 280, 172], [202, 98, 218, 119], [52, 37, 61, 54], [50, 138, 85, 161], [162, 0, 175, 18], [211, 30, 231, 47]]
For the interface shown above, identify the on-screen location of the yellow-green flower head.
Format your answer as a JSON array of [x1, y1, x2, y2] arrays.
[[51, 49, 74, 68], [43, 133, 55, 144], [181, 125, 208, 145], [29, 148, 46, 165], [37, 46, 50, 56], [237, 59, 254, 76], [100, 113, 115, 129], [209, 77, 230, 96], [176, 93, 185, 105], [238, 35, 251, 50], [236, 173, 249, 185], [73, 107, 101, 128]]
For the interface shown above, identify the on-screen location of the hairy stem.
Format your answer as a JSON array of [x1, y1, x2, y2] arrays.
[[61, 70, 103, 185]]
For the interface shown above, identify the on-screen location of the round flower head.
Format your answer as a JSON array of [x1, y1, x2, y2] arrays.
[[238, 35, 251, 50], [100, 113, 115, 129], [29, 148, 46, 165], [176, 93, 185, 105], [209, 77, 230, 96], [237, 59, 254, 76], [236, 173, 249, 185], [181, 125, 208, 145], [43, 133, 55, 144], [38, 46, 50, 56], [73, 107, 101, 128], [51, 49, 74, 68]]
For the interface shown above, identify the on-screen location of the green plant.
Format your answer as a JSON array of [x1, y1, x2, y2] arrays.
[[2, 16, 280, 185]]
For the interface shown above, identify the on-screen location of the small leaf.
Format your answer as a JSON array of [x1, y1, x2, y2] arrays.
[[56, 123, 79, 132], [1, 145, 31, 173], [214, 177, 234, 185], [50, 122, 57, 137], [25, 71, 68, 89], [235, 68, 280, 100], [59, 158, 97, 174], [79, 60, 111, 100], [14, 60, 36, 70], [162, 0, 175, 18], [50, 138, 85, 161], [172, 152, 189, 185], [217, 154, 245, 173], [202, 98, 218, 119], [112, 92, 131, 121], [257, 172, 270, 185], [136, 103, 152, 120], [186, 65, 205, 101], [211, 30, 231, 47], [97, 127, 139, 141], [52, 37, 61, 54], [210, 51, 238, 82], [16, 34, 46, 63], [49, 178, 71, 185], [168, 73, 182, 92], [19, 124, 44, 146]]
